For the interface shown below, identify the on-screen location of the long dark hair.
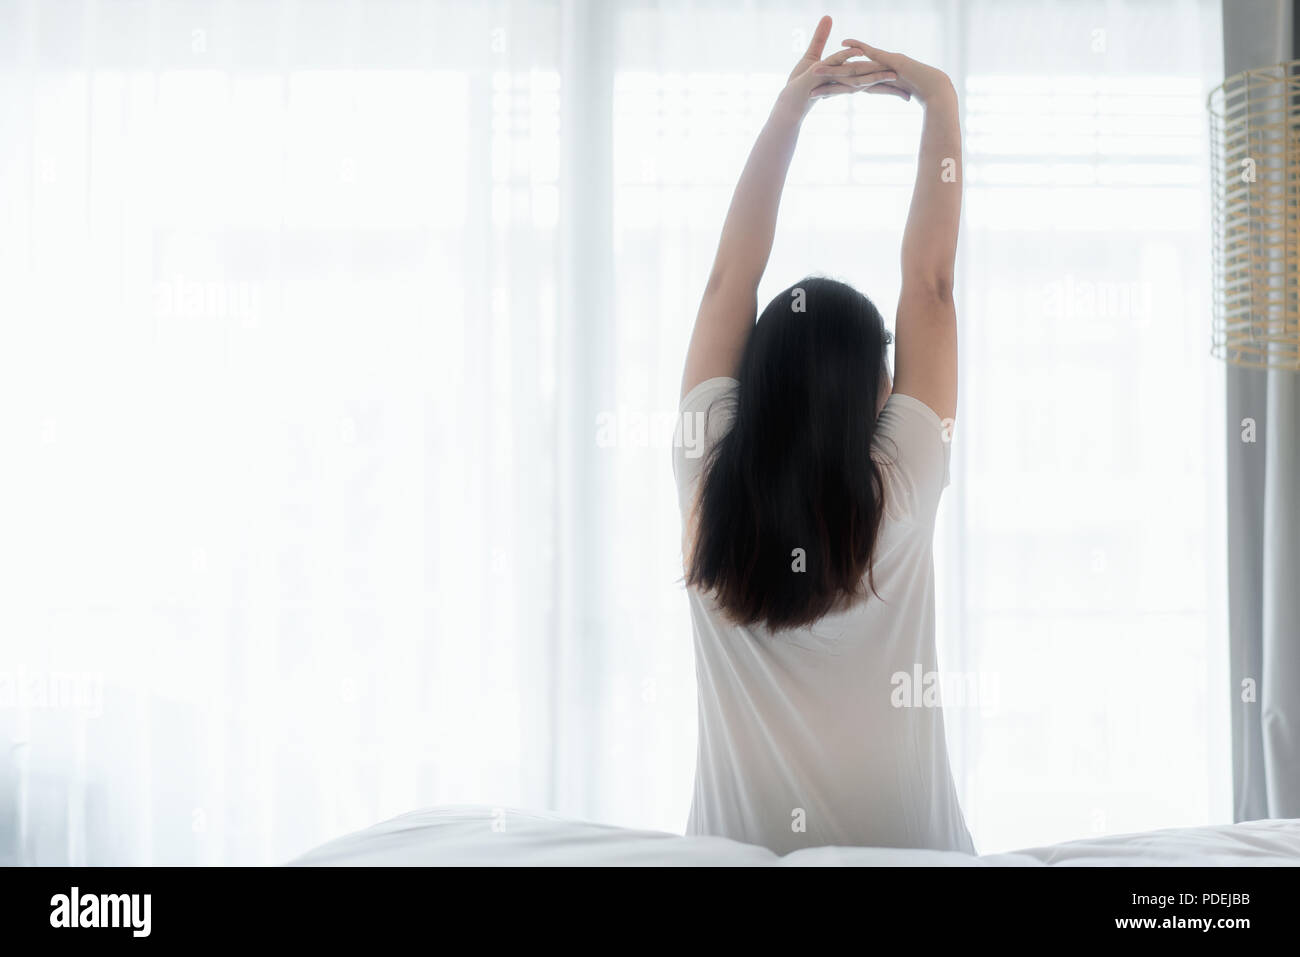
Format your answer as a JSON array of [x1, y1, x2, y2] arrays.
[[686, 277, 891, 632]]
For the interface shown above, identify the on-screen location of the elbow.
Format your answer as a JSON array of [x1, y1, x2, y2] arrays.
[[703, 267, 731, 297], [928, 272, 955, 304], [703, 266, 759, 300], [906, 269, 955, 305]]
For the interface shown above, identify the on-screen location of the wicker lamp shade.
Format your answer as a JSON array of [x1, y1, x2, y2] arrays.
[[1208, 59, 1300, 370]]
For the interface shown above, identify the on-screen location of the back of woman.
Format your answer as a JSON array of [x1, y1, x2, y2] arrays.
[[674, 19, 974, 855], [674, 373, 972, 854]]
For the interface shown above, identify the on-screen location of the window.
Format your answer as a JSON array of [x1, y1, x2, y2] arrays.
[[0, 0, 1226, 863]]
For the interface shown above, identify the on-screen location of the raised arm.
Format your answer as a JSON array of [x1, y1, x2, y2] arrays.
[[680, 16, 904, 398], [844, 40, 961, 423]]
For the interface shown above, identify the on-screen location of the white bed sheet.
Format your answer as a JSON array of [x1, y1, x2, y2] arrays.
[[290, 805, 1300, 867]]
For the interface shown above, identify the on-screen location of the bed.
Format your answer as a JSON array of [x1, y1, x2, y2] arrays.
[[290, 805, 1300, 866]]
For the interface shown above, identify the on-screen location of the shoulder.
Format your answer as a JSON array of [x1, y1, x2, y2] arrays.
[[872, 392, 953, 527], [673, 376, 739, 493], [680, 376, 739, 416]]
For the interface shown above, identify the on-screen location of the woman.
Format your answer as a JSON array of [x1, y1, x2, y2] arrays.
[[673, 16, 973, 855]]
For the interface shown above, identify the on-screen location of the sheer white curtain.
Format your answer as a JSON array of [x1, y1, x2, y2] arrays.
[[940, 0, 1228, 850], [0, 0, 564, 866], [0, 0, 1226, 865]]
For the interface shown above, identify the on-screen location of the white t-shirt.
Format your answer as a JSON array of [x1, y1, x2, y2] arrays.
[[672, 377, 975, 856]]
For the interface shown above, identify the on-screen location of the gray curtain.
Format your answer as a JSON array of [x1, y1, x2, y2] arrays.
[[1223, 0, 1300, 822]]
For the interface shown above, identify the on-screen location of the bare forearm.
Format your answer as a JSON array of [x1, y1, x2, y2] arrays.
[[901, 84, 962, 294], [707, 102, 804, 290]]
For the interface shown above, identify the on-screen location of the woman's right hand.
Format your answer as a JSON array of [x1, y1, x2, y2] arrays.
[[839, 39, 955, 106]]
